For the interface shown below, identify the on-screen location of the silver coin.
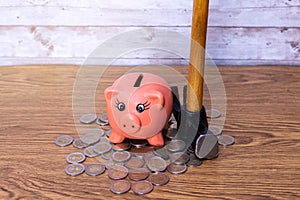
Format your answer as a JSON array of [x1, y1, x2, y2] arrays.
[[86, 128, 105, 137], [96, 117, 109, 126], [112, 151, 131, 163], [98, 136, 110, 143], [54, 135, 73, 147], [167, 163, 187, 174], [80, 113, 97, 124], [108, 165, 129, 180], [166, 139, 186, 152], [132, 180, 153, 195], [206, 109, 221, 118], [153, 147, 169, 160], [83, 146, 100, 158], [218, 135, 235, 146], [110, 180, 131, 194], [146, 156, 167, 172], [165, 128, 177, 140], [66, 152, 86, 164], [149, 172, 169, 186], [101, 150, 115, 160], [125, 156, 145, 169], [112, 143, 131, 151], [195, 134, 219, 160], [105, 159, 125, 169], [80, 130, 102, 145], [130, 139, 148, 148], [208, 125, 222, 136], [93, 142, 112, 154], [85, 163, 106, 176], [99, 113, 109, 123], [170, 152, 190, 165], [187, 154, 203, 167], [72, 138, 88, 149], [65, 163, 85, 176]]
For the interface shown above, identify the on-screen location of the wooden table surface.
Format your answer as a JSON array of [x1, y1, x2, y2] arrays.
[[0, 65, 299, 200]]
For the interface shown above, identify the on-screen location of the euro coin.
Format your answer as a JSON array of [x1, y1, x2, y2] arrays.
[[65, 163, 85, 176], [66, 152, 86, 164], [85, 163, 106, 176], [80, 113, 97, 124], [54, 135, 73, 147], [149, 172, 169, 186], [132, 180, 153, 195], [110, 180, 131, 194]]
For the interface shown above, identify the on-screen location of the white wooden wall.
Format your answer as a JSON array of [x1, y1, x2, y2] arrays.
[[0, 0, 299, 66]]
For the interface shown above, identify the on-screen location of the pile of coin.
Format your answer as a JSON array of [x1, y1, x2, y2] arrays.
[[55, 110, 235, 195]]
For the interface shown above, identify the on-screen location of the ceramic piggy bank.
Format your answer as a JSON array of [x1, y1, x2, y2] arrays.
[[104, 73, 173, 146]]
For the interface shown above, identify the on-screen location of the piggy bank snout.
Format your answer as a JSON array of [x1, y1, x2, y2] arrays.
[[119, 114, 141, 134]]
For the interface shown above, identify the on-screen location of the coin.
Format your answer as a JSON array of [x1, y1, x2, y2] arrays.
[[130, 139, 148, 148], [85, 163, 106, 176], [80, 130, 102, 146], [195, 134, 219, 160], [166, 139, 186, 152], [112, 143, 131, 151], [86, 127, 105, 137], [128, 169, 150, 181], [105, 159, 124, 169], [206, 109, 221, 118], [149, 172, 169, 186], [66, 152, 86, 164], [99, 113, 109, 123], [65, 163, 85, 176], [72, 138, 88, 149], [108, 165, 128, 180], [110, 180, 131, 194], [101, 150, 115, 160], [98, 136, 110, 143], [167, 163, 187, 174], [96, 117, 109, 126], [54, 135, 73, 147], [132, 180, 153, 195], [165, 128, 177, 140], [153, 147, 169, 160], [208, 125, 222, 136], [131, 146, 155, 157], [125, 156, 145, 169], [170, 152, 190, 165], [146, 156, 167, 172], [218, 135, 235, 146], [93, 142, 112, 154], [112, 151, 131, 163], [83, 146, 99, 158], [187, 154, 203, 167], [80, 113, 97, 124]]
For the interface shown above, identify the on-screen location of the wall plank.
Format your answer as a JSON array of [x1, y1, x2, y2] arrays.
[[0, 26, 299, 66], [0, 5, 299, 27], [0, 0, 299, 66]]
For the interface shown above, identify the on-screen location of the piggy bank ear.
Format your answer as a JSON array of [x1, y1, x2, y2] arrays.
[[145, 91, 164, 107], [104, 87, 119, 101]]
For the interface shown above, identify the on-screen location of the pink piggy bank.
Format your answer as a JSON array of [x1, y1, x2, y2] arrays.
[[104, 73, 173, 146]]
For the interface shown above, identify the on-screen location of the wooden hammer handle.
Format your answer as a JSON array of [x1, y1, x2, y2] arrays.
[[187, 0, 209, 112]]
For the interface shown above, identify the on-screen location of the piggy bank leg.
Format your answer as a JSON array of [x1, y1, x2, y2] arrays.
[[147, 132, 164, 146], [109, 131, 126, 144]]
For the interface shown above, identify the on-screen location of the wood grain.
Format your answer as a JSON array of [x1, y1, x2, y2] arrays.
[[0, 65, 299, 199]]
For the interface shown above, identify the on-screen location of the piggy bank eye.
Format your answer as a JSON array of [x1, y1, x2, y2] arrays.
[[117, 102, 125, 111], [136, 104, 145, 113]]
